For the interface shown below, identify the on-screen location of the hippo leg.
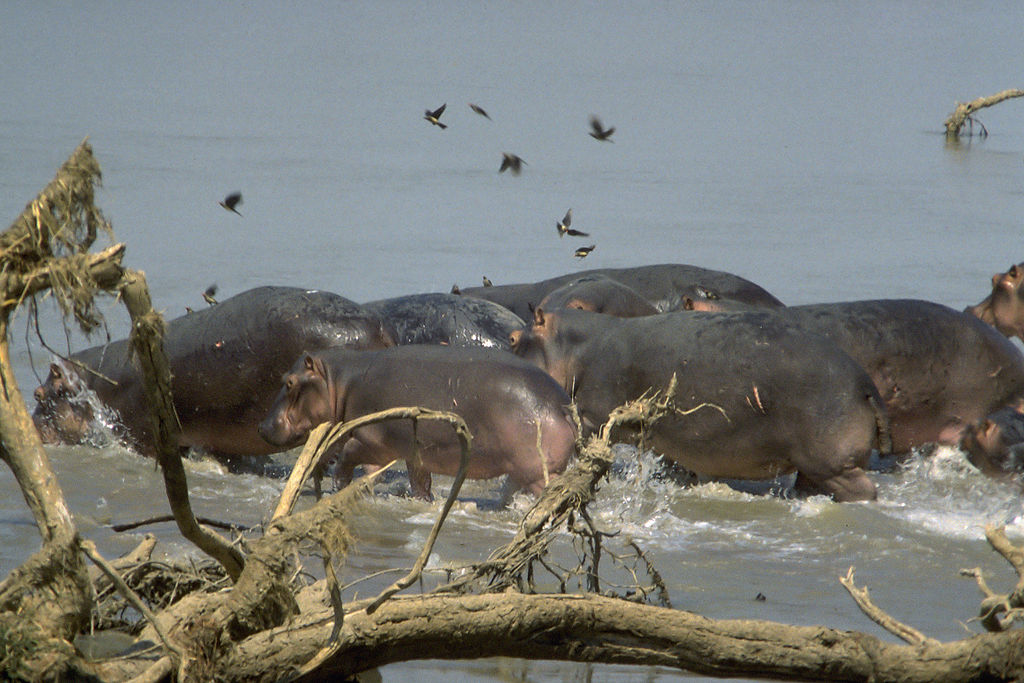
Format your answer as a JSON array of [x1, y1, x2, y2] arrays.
[[407, 464, 433, 501], [501, 415, 576, 496]]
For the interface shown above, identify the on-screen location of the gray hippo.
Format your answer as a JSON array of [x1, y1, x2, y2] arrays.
[[362, 292, 524, 349], [537, 275, 659, 317], [458, 263, 784, 320], [258, 345, 576, 498], [510, 308, 887, 501], [772, 300, 1024, 453], [32, 286, 393, 460], [959, 398, 1024, 478], [967, 262, 1024, 340]]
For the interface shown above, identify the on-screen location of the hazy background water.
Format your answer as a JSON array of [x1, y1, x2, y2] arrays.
[[3, 2, 1024, 680]]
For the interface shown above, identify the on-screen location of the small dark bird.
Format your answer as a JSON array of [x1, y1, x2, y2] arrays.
[[202, 284, 218, 306], [185, 306, 195, 314], [219, 192, 243, 215], [499, 153, 526, 175], [574, 244, 596, 259], [424, 103, 447, 129], [556, 208, 590, 238], [755, 592, 767, 602], [450, 284, 461, 295], [468, 103, 491, 119], [588, 115, 615, 142], [482, 276, 493, 287]]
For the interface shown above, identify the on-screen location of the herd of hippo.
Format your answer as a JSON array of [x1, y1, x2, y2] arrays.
[[31, 262, 1024, 502]]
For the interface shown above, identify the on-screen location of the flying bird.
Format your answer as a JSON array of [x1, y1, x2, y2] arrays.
[[219, 192, 243, 215], [499, 153, 526, 175], [202, 284, 218, 306], [424, 103, 448, 129], [468, 103, 491, 119], [574, 244, 596, 259], [588, 116, 615, 142], [556, 208, 590, 238], [482, 276, 493, 287]]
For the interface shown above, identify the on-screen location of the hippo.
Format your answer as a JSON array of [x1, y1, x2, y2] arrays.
[[362, 292, 525, 349], [967, 262, 1024, 340], [458, 263, 784, 320], [959, 398, 1024, 478], [510, 308, 888, 501], [258, 345, 576, 498], [32, 286, 393, 460], [537, 275, 659, 317], [771, 300, 1024, 453]]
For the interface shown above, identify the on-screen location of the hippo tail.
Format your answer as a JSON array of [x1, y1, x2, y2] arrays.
[[868, 393, 893, 456]]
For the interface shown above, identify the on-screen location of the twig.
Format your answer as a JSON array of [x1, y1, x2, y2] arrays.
[[960, 525, 1024, 631], [365, 410, 472, 614], [110, 515, 249, 533], [840, 567, 938, 646], [80, 539, 184, 662]]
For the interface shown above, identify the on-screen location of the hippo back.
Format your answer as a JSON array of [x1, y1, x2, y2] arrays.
[[363, 292, 524, 349]]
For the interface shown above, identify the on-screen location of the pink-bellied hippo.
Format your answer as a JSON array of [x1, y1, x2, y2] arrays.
[[258, 345, 577, 499], [32, 286, 394, 461], [509, 307, 888, 501], [458, 263, 784, 321]]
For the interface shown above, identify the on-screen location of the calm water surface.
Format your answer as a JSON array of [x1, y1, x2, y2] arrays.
[[2, 3, 1024, 680]]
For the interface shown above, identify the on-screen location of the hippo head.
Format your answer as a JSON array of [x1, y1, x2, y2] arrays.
[[959, 399, 1024, 478], [966, 262, 1024, 341], [509, 308, 583, 394], [258, 353, 335, 448], [537, 276, 658, 318], [32, 362, 95, 445]]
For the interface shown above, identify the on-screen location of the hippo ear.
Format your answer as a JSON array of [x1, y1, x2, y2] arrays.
[[303, 354, 325, 378], [533, 307, 545, 327]]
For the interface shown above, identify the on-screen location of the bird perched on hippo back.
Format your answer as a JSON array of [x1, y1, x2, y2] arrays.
[[31, 287, 394, 462]]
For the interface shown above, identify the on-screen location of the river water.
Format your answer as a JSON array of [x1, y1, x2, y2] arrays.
[[2, 2, 1024, 680]]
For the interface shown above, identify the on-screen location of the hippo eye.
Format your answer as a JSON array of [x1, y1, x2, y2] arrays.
[[286, 376, 297, 392]]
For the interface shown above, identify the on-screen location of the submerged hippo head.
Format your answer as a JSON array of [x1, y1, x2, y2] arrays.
[[258, 353, 335, 449], [959, 398, 1024, 478], [32, 362, 95, 444], [966, 263, 1024, 341]]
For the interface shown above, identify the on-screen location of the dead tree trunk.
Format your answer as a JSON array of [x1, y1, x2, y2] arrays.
[[945, 88, 1024, 138], [0, 140, 123, 678]]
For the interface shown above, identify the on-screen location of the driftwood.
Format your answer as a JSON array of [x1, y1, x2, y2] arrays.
[[5, 142, 1024, 682], [944, 88, 1024, 138]]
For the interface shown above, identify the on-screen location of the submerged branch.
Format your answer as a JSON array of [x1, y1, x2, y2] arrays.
[[945, 89, 1024, 138]]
